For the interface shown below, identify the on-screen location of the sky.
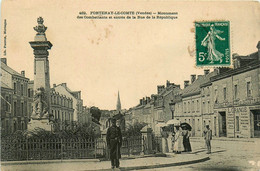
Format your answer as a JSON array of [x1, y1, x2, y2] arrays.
[[1, 0, 260, 110]]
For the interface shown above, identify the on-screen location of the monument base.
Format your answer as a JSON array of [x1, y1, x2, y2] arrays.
[[28, 119, 52, 132]]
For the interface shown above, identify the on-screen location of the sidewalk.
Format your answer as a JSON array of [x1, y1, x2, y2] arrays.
[[1, 152, 209, 171], [190, 136, 258, 142]]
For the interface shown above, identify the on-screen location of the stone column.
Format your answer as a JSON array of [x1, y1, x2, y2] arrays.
[[141, 126, 153, 155], [28, 17, 53, 131]]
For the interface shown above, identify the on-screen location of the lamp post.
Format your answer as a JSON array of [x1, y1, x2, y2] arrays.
[[169, 101, 175, 119]]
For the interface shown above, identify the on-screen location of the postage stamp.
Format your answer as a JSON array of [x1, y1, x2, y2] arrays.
[[195, 21, 230, 67]]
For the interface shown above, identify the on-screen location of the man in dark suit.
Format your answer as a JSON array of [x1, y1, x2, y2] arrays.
[[106, 118, 122, 169]]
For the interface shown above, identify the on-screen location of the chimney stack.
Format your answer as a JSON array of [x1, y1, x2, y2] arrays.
[[21, 71, 25, 76], [184, 80, 190, 88], [61, 83, 67, 87], [1, 58, 7, 64], [157, 85, 165, 94], [140, 99, 143, 105], [204, 69, 210, 75], [166, 80, 170, 87], [190, 74, 196, 83]]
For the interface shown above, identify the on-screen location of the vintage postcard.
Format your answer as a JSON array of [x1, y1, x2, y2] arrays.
[[1, 0, 260, 171]]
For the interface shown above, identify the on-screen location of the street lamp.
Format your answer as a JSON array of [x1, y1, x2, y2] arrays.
[[169, 100, 175, 119]]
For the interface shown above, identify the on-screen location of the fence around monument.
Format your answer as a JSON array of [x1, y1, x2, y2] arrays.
[[1, 136, 162, 161]]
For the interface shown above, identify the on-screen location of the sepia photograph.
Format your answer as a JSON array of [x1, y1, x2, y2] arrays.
[[1, 0, 260, 170]]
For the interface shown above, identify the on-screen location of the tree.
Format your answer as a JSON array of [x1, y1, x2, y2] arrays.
[[123, 122, 147, 137], [90, 106, 101, 122]]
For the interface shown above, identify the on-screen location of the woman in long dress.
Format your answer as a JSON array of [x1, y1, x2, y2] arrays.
[[201, 24, 226, 63], [161, 127, 169, 153], [173, 126, 184, 154]]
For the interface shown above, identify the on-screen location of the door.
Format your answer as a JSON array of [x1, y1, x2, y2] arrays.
[[252, 110, 260, 137], [219, 112, 227, 137]]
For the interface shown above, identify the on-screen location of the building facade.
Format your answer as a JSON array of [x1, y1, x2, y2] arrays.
[[211, 43, 260, 138], [53, 83, 84, 124], [1, 58, 32, 134]]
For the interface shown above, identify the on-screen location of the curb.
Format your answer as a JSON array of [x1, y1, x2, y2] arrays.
[[1, 158, 100, 166], [190, 137, 255, 142], [88, 156, 210, 171]]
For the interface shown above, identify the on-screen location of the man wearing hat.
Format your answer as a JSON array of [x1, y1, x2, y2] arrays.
[[106, 118, 122, 169], [203, 125, 212, 154]]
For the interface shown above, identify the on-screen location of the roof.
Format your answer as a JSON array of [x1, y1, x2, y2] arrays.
[[1, 81, 12, 89], [182, 71, 217, 97], [1, 61, 27, 78]]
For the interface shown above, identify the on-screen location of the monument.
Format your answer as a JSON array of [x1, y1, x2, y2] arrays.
[[28, 17, 53, 131]]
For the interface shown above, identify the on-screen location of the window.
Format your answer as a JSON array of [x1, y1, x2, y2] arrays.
[[28, 89, 30, 97], [208, 101, 210, 113], [21, 102, 24, 116], [214, 89, 218, 103], [184, 102, 186, 113], [192, 101, 194, 112], [21, 85, 24, 96], [223, 87, 227, 100], [236, 116, 239, 131], [5, 96, 9, 112], [202, 102, 205, 114], [197, 100, 199, 112], [14, 102, 17, 116], [14, 83, 17, 94], [247, 82, 252, 97], [188, 102, 190, 113], [234, 85, 238, 99], [197, 119, 200, 131]]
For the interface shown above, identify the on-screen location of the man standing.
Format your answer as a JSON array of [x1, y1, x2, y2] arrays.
[[203, 125, 212, 154], [106, 118, 122, 169]]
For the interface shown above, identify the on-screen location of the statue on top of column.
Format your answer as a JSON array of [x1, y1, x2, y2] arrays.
[[33, 17, 47, 35]]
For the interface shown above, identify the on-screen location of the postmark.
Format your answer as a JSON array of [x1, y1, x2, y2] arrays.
[[195, 21, 230, 67]]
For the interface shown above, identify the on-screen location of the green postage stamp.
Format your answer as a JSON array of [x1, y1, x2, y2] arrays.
[[195, 21, 230, 67]]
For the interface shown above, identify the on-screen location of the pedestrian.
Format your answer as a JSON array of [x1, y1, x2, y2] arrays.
[[161, 126, 169, 153], [106, 118, 122, 169], [173, 126, 184, 154], [203, 125, 212, 154], [182, 126, 192, 152]]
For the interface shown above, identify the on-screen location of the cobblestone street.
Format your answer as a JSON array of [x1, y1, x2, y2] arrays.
[[142, 138, 260, 171]]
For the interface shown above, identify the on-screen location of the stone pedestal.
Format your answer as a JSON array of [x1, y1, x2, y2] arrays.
[[28, 119, 52, 131], [141, 126, 153, 155]]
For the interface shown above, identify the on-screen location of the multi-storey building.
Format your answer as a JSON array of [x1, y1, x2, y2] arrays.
[[175, 70, 217, 136], [53, 83, 83, 124], [211, 42, 260, 138], [50, 90, 74, 130], [1, 58, 33, 134]]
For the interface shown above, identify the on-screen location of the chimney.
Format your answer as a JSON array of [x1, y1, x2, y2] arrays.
[[257, 41, 260, 61], [166, 80, 170, 87], [157, 85, 165, 94], [143, 97, 146, 105], [204, 69, 210, 75], [1, 58, 7, 64], [190, 74, 196, 83], [140, 99, 143, 105], [61, 83, 67, 87], [53, 84, 56, 87], [21, 71, 25, 76], [184, 80, 190, 88]]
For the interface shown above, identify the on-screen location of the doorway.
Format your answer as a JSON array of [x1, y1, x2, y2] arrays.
[[219, 112, 227, 137], [252, 110, 260, 138]]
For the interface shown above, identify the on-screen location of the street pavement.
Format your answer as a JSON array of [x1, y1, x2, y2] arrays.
[[1, 137, 260, 171]]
